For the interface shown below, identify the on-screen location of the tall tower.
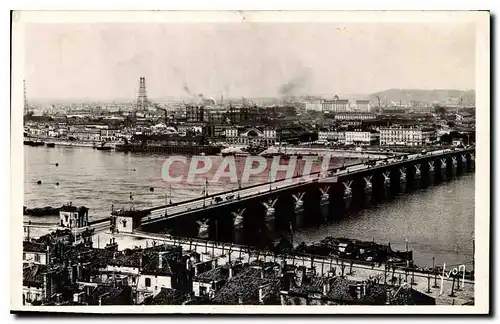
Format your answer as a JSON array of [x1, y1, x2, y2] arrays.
[[23, 79, 29, 116], [136, 77, 148, 111]]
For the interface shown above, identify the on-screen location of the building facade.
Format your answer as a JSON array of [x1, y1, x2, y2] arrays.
[[334, 113, 376, 121], [344, 131, 379, 145], [224, 127, 276, 145], [304, 99, 323, 112], [322, 99, 349, 113], [317, 130, 345, 143], [355, 100, 371, 112], [379, 127, 434, 146]]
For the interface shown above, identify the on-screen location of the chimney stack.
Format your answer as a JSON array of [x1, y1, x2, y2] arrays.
[[158, 253, 163, 269], [322, 279, 330, 296]]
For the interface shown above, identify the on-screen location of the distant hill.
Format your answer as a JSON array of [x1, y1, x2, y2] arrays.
[[369, 89, 475, 106]]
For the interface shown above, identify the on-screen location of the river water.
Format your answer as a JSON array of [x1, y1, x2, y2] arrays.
[[24, 145, 475, 270]]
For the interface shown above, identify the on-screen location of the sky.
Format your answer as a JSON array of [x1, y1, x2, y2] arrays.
[[24, 22, 476, 101]]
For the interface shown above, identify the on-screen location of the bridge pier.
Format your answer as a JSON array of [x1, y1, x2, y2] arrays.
[[262, 198, 278, 234], [427, 161, 435, 186], [292, 192, 305, 229], [450, 156, 458, 177], [398, 167, 407, 194], [439, 158, 447, 181], [197, 219, 209, 239], [343, 180, 353, 211], [412, 164, 421, 190], [469, 153, 475, 171], [319, 186, 330, 222], [460, 154, 468, 174], [363, 175, 373, 205], [383, 171, 391, 199], [231, 208, 245, 244]]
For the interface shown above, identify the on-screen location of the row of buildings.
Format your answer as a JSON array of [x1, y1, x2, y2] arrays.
[[24, 121, 440, 148], [22, 227, 436, 306], [305, 98, 372, 113], [317, 127, 436, 146]]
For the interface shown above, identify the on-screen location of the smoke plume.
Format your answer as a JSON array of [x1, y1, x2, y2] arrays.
[[278, 69, 311, 97], [183, 83, 194, 97]]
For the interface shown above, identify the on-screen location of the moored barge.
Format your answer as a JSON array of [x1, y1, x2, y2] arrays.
[[116, 134, 222, 155]]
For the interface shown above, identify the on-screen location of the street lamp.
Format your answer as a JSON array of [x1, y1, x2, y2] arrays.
[[432, 257, 439, 288]]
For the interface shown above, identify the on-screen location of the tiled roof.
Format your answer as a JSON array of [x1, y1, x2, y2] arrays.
[[195, 266, 229, 283], [23, 241, 47, 253], [23, 264, 47, 288], [147, 288, 190, 305], [326, 277, 387, 305], [141, 256, 174, 276], [88, 285, 132, 305], [212, 266, 280, 305], [290, 277, 329, 295], [107, 251, 142, 268], [60, 205, 78, 212]]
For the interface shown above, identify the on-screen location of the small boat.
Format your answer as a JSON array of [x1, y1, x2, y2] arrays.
[[96, 146, 112, 151], [46, 143, 55, 148]]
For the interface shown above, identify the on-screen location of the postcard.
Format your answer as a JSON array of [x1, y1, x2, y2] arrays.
[[10, 10, 490, 314]]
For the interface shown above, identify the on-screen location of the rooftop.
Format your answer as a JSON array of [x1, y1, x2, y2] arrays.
[[326, 278, 387, 305], [195, 266, 229, 283], [107, 251, 142, 268], [23, 264, 47, 287], [289, 277, 329, 296], [141, 255, 175, 277], [211, 265, 280, 305], [146, 288, 190, 305], [23, 240, 47, 253]]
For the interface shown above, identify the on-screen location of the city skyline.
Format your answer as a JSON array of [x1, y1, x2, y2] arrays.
[[24, 22, 475, 101]]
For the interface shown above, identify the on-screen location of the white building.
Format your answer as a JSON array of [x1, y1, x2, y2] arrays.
[[136, 253, 176, 302], [23, 264, 46, 305], [192, 266, 229, 298], [344, 131, 378, 145], [317, 130, 345, 143], [355, 100, 371, 112], [304, 99, 323, 111], [59, 204, 89, 229], [379, 127, 434, 146], [334, 113, 376, 121], [23, 241, 48, 265], [224, 127, 276, 145], [224, 127, 238, 138], [322, 99, 349, 113]]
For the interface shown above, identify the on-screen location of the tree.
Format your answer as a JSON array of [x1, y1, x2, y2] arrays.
[[439, 133, 453, 144], [274, 236, 293, 254], [435, 106, 447, 116]]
